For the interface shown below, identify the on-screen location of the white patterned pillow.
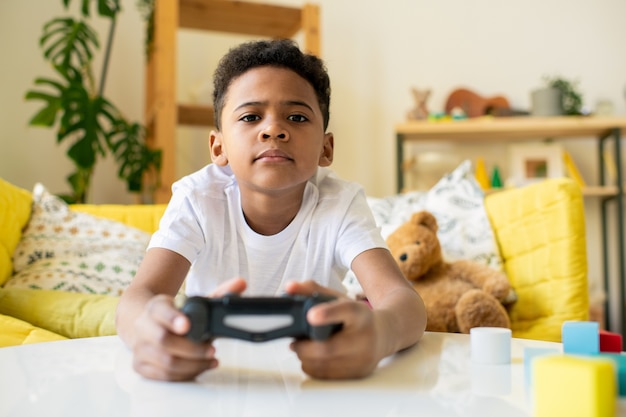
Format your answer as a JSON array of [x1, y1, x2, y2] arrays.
[[6, 184, 149, 296], [343, 160, 502, 296], [370, 160, 501, 268], [421, 160, 502, 268]]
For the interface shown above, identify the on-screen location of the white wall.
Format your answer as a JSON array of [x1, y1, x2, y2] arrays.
[[0, 0, 145, 203], [3, 0, 626, 197], [2, 0, 626, 324]]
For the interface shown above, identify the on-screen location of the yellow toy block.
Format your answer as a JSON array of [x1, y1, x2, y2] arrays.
[[533, 355, 616, 417]]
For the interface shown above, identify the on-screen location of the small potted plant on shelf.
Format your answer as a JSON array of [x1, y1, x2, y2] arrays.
[[25, 0, 159, 203], [530, 75, 584, 117], [547, 75, 584, 116]]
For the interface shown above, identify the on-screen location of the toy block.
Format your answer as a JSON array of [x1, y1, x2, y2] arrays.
[[523, 347, 559, 388], [470, 327, 511, 364], [599, 353, 626, 396], [562, 321, 599, 355], [599, 329, 623, 353], [533, 355, 616, 417]]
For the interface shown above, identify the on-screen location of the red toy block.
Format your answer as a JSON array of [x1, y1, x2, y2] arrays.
[[599, 329, 623, 353]]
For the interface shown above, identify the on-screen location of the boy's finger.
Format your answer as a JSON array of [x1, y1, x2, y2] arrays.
[[145, 294, 190, 335], [209, 277, 247, 297], [284, 280, 345, 298], [306, 298, 367, 329]]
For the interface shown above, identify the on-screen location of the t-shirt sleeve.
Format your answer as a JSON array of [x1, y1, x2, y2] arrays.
[[148, 186, 205, 264], [335, 189, 388, 269]]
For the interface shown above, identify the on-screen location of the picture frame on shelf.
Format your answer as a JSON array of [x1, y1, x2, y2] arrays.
[[509, 143, 564, 187]]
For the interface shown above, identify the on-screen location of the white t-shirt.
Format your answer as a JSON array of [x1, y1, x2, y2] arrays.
[[148, 164, 387, 296]]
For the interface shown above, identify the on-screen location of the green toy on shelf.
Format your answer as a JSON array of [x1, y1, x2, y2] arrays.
[[491, 166, 503, 188]]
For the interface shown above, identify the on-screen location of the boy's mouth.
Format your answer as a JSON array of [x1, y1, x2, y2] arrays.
[[254, 149, 293, 162]]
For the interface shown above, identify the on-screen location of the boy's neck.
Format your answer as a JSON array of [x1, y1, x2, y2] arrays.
[[239, 186, 305, 236]]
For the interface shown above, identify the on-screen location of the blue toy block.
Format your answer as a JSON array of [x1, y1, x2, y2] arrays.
[[562, 321, 600, 355], [599, 353, 626, 396], [523, 347, 560, 388]]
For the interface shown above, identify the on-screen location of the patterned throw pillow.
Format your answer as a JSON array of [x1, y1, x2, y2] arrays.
[[6, 184, 150, 296], [370, 160, 502, 268], [343, 160, 503, 296]]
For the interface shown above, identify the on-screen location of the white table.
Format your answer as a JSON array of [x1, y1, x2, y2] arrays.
[[0, 332, 624, 417]]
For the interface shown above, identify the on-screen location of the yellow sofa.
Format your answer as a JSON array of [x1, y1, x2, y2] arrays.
[[0, 177, 588, 347], [0, 177, 166, 347]]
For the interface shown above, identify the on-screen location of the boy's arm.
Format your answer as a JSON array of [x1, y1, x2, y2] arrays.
[[288, 247, 426, 379], [117, 247, 249, 381], [351, 247, 427, 358], [116, 248, 191, 348]]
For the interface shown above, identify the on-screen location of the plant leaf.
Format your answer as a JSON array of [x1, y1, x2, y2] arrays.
[[40, 17, 99, 70], [27, 67, 120, 171], [67, 136, 97, 168], [24, 77, 64, 127], [108, 119, 161, 192], [28, 103, 61, 127], [63, 0, 121, 18], [98, 0, 121, 17]]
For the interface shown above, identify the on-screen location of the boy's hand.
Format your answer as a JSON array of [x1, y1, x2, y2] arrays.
[[285, 280, 382, 379], [130, 294, 217, 381], [130, 277, 248, 381]]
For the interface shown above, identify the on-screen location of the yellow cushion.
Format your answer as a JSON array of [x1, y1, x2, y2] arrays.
[[0, 178, 32, 285], [0, 314, 66, 347], [70, 204, 167, 234], [0, 288, 118, 339], [485, 178, 588, 342]]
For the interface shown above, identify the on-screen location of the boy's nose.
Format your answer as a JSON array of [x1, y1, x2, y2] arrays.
[[260, 123, 289, 141]]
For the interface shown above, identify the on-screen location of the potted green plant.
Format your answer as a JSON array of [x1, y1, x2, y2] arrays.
[[543, 75, 584, 116], [25, 0, 160, 203]]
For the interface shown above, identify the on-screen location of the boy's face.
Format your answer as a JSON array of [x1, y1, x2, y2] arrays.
[[210, 66, 333, 196]]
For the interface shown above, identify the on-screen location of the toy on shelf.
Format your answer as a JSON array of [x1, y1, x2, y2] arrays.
[[491, 165, 503, 188], [406, 87, 431, 121], [563, 150, 587, 188], [444, 87, 510, 118], [474, 158, 491, 190]]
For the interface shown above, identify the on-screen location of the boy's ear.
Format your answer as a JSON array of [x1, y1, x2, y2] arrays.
[[209, 130, 228, 166], [318, 132, 334, 167]]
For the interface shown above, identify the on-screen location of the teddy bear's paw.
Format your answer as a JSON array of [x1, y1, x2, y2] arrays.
[[455, 289, 511, 333], [501, 288, 518, 305], [483, 274, 513, 301]]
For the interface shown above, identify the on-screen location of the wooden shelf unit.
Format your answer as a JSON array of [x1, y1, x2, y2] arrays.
[[146, 0, 321, 203], [395, 115, 626, 335], [395, 116, 626, 195]]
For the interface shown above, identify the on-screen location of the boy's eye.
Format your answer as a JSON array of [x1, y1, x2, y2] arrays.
[[240, 114, 260, 122], [288, 114, 308, 123]]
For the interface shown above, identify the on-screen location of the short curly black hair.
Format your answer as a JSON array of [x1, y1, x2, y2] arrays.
[[212, 39, 331, 131]]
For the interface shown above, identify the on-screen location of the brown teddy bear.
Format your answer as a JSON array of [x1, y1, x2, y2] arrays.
[[386, 210, 513, 333]]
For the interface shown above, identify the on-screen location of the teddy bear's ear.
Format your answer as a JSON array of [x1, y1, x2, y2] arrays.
[[411, 210, 438, 233]]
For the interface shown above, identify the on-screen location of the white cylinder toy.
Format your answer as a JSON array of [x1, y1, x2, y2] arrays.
[[470, 327, 512, 365]]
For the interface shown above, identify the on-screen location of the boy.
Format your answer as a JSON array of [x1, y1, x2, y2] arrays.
[[116, 39, 426, 381]]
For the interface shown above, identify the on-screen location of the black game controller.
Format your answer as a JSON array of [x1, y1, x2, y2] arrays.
[[181, 293, 343, 343]]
